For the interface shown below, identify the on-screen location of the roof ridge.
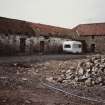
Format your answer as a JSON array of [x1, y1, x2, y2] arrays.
[[79, 22, 105, 26]]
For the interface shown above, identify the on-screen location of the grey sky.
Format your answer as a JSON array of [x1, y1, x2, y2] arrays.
[[0, 0, 105, 28]]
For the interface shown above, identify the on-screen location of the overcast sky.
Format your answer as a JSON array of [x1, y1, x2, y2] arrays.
[[0, 0, 105, 28]]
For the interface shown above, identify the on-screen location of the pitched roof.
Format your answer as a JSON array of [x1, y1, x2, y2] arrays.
[[0, 16, 78, 39], [29, 22, 77, 38], [0, 17, 34, 36], [74, 23, 105, 36]]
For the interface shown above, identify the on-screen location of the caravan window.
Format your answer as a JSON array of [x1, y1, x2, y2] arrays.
[[64, 44, 71, 48], [73, 44, 81, 48], [78, 44, 82, 48]]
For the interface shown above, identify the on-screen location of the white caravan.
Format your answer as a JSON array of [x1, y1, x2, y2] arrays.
[[62, 41, 82, 53]]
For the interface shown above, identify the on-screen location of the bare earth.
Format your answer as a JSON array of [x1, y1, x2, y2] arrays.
[[0, 54, 104, 105]]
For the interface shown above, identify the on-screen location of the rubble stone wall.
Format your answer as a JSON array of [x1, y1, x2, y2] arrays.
[[80, 36, 105, 53], [0, 34, 69, 55]]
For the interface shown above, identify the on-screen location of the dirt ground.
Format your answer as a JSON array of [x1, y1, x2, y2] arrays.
[[0, 55, 105, 105]]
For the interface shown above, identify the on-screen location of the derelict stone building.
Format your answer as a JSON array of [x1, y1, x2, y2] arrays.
[[0, 17, 75, 55], [74, 23, 105, 53]]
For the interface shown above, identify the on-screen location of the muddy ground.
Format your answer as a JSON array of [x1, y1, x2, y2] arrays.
[[0, 55, 105, 105]]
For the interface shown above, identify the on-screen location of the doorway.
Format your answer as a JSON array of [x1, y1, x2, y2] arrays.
[[90, 44, 95, 52], [40, 41, 45, 53], [77, 40, 87, 53], [20, 38, 26, 53]]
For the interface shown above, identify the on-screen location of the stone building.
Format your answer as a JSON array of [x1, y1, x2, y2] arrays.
[[0, 17, 34, 55], [74, 23, 105, 53], [29, 22, 77, 54], [0, 17, 75, 55], [3, 17, 105, 55]]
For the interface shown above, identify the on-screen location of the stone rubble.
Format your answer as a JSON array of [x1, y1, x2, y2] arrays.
[[46, 55, 105, 87], [1, 55, 105, 104], [0, 55, 105, 88]]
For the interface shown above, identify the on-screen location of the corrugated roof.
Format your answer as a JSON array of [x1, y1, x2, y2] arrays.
[[74, 23, 105, 36]]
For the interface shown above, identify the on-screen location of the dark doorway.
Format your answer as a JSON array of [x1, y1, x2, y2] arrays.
[[40, 41, 45, 53], [90, 44, 95, 52], [20, 38, 26, 53], [78, 40, 87, 53]]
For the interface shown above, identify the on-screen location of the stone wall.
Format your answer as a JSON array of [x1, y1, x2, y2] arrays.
[[0, 34, 70, 55], [0, 34, 20, 55], [79, 35, 105, 53]]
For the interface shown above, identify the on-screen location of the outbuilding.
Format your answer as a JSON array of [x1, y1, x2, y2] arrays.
[[74, 23, 105, 53], [0, 17, 76, 55]]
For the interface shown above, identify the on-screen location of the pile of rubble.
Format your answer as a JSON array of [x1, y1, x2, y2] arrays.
[[46, 55, 105, 87]]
